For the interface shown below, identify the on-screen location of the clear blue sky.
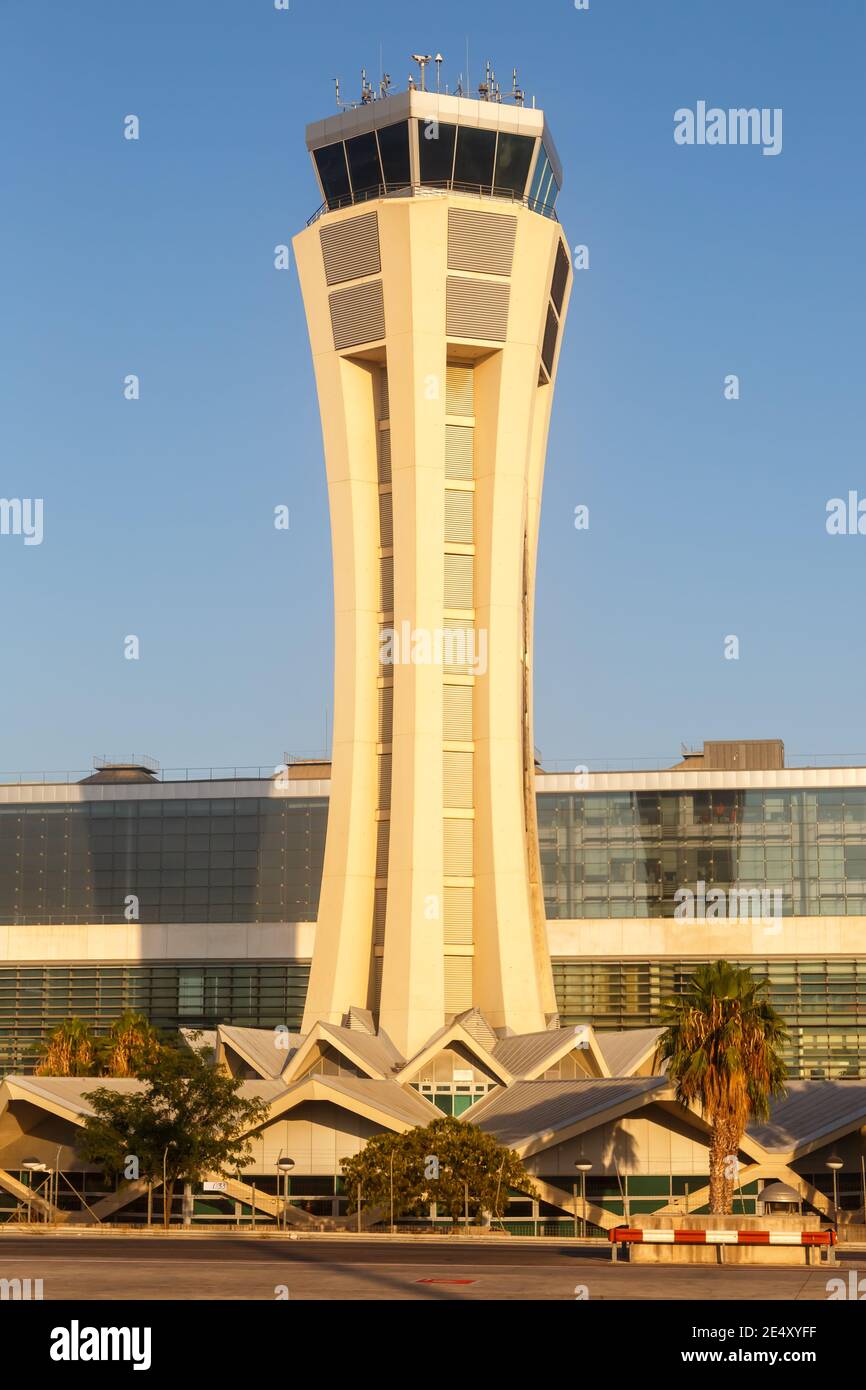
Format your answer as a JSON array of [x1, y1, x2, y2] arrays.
[[1, 0, 864, 774]]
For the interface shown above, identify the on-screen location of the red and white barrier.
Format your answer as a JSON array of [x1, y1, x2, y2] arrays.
[[609, 1227, 836, 1246]]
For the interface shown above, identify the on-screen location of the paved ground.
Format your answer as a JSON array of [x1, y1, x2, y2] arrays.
[[1, 1237, 863, 1300]]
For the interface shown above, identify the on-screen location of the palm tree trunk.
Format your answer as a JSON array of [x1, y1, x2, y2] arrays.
[[708, 1122, 731, 1214], [722, 1120, 742, 1213]]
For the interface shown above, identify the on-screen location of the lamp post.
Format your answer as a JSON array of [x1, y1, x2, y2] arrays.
[[574, 1161, 592, 1240], [826, 1154, 844, 1227], [54, 1146, 63, 1226], [162, 1144, 173, 1229], [22, 1159, 47, 1225], [389, 1148, 395, 1235], [276, 1156, 295, 1233], [493, 1154, 507, 1232]]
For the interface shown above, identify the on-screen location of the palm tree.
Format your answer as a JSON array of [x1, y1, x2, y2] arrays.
[[36, 1018, 97, 1076], [99, 1012, 163, 1078], [655, 961, 788, 1214]]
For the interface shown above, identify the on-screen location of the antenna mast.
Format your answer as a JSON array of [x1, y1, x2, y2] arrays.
[[411, 52, 432, 91]]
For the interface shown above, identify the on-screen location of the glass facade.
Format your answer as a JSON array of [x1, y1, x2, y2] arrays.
[[0, 960, 310, 1075], [417, 119, 456, 183], [539, 789, 866, 919], [313, 141, 351, 208], [311, 122, 545, 212], [314, 122, 414, 209], [2, 785, 866, 1077], [416, 120, 539, 200], [452, 125, 498, 191], [554, 957, 866, 1079], [528, 141, 560, 216], [0, 797, 327, 925]]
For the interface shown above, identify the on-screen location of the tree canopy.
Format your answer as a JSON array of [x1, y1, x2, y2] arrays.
[[36, 1012, 166, 1078], [78, 1041, 270, 1226], [341, 1115, 536, 1226]]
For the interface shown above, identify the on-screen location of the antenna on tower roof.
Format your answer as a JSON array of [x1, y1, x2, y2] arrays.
[[434, 52, 443, 93], [411, 53, 432, 91]]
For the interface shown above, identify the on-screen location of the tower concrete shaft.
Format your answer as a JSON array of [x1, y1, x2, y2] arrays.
[[294, 88, 571, 1056]]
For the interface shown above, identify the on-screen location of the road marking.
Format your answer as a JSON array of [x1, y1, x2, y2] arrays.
[[416, 1277, 477, 1284]]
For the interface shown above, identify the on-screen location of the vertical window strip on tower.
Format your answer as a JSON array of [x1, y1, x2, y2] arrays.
[[373, 365, 392, 1011], [442, 362, 476, 1018]]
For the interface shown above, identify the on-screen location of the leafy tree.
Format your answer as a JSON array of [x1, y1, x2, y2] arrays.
[[79, 1043, 270, 1227], [340, 1130, 429, 1226], [341, 1116, 536, 1227], [410, 1116, 537, 1225], [36, 1018, 97, 1076], [97, 1011, 165, 1078], [655, 960, 787, 1214]]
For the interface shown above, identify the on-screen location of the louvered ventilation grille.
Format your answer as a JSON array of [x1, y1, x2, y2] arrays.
[[378, 684, 393, 742], [371, 955, 383, 1010], [443, 818, 473, 876], [446, 365, 474, 415], [375, 819, 390, 877], [541, 303, 559, 376], [444, 886, 473, 945], [447, 208, 516, 277], [444, 956, 473, 1014], [329, 280, 385, 350], [377, 427, 391, 484], [444, 750, 473, 808], [444, 553, 473, 609], [319, 211, 381, 287], [377, 753, 392, 810], [379, 556, 393, 612], [441, 620, 475, 676], [376, 367, 390, 421], [551, 240, 570, 315], [444, 489, 473, 544], [379, 490, 393, 547], [379, 625, 392, 676], [445, 424, 473, 479], [446, 278, 510, 341], [443, 683, 473, 740], [373, 886, 387, 945]]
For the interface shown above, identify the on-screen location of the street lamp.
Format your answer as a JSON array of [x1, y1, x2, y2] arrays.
[[54, 1145, 63, 1226], [574, 1161, 592, 1240], [21, 1159, 47, 1226], [276, 1156, 295, 1233], [826, 1154, 844, 1226], [163, 1144, 174, 1228], [389, 1148, 395, 1235]]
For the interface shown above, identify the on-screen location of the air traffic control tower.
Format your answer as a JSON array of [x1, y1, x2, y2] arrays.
[[293, 59, 572, 1056]]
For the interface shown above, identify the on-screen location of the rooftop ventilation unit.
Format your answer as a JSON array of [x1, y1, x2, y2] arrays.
[[79, 754, 161, 784]]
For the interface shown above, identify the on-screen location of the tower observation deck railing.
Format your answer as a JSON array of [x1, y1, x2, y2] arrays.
[[305, 178, 559, 227]]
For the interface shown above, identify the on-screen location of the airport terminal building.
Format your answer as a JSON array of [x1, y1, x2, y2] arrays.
[[1, 739, 865, 1082]]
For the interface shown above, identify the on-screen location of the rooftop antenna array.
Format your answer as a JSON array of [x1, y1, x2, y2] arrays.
[[330, 53, 532, 110]]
